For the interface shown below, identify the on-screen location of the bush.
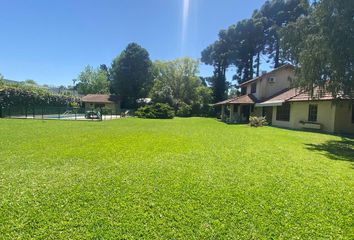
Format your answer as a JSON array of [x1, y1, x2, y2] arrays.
[[69, 101, 80, 108], [135, 103, 174, 119], [189, 103, 216, 117], [100, 107, 112, 115], [200, 104, 216, 117], [176, 103, 192, 117], [249, 116, 268, 127]]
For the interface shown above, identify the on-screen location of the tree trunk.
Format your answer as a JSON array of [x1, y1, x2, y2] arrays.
[[256, 52, 260, 76], [274, 35, 280, 68], [249, 55, 254, 79], [221, 66, 226, 101]]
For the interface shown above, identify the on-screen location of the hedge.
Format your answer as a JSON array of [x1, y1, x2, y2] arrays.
[[0, 85, 80, 108], [135, 103, 174, 119]]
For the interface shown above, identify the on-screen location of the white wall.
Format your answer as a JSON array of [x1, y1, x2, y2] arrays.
[[244, 68, 294, 100], [271, 101, 336, 132], [334, 101, 354, 134]]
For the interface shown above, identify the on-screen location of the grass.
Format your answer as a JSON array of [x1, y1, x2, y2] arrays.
[[0, 118, 353, 239]]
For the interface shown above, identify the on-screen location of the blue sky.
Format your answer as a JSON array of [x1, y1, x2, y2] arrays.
[[0, 0, 267, 86]]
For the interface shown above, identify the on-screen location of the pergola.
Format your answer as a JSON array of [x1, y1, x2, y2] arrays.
[[214, 94, 257, 123]]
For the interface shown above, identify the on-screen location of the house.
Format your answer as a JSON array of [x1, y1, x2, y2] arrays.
[[82, 94, 120, 114], [215, 64, 354, 134]]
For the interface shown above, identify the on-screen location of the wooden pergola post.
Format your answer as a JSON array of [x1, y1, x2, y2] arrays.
[[230, 104, 234, 122], [235, 104, 240, 122], [221, 105, 225, 121]]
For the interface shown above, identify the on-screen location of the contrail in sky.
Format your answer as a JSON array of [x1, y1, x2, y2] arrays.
[[181, 0, 190, 56]]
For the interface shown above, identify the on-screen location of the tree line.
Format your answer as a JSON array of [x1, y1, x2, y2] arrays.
[[75, 43, 213, 116]]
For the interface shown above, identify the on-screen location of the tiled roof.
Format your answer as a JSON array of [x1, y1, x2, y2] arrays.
[[228, 94, 257, 104], [213, 86, 352, 106], [261, 87, 352, 103], [288, 87, 337, 102], [213, 94, 257, 106], [261, 88, 298, 102], [213, 98, 236, 106], [238, 64, 294, 87], [267, 88, 298, 101], [82, 94, 119, 103], [255, 88, 298, 106]]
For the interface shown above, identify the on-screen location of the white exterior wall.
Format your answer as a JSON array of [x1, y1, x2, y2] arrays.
[[270, 101, 336, 132], [85, 102, 120, 114], [258, 68, 294, 100], [334, 101, 354, 134], [244, 68, 294, 100]]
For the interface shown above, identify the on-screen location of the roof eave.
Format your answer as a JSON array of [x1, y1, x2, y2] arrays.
[[238, 64, 294, 87], [255, 100, 284, 107]]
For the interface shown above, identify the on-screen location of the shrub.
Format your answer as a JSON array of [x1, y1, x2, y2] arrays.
[[100, 107, 112, 115], [249, 116, 268, 127], [135, 103, 174, 119], [69, 102, 80, 108], [176, 103, 192, 117], [200, 104, 216, 117]]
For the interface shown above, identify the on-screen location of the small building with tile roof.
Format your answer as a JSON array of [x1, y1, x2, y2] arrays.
[[214, 65, 354, 134], [81, 94, 120, 114]]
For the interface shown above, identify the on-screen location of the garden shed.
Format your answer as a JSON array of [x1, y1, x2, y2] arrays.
[[82, 94, 120, 114]]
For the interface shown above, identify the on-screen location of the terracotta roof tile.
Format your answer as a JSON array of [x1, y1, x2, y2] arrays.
[[229, 94, 257, 104], [212, 98, 236, 106], [213, 94, 257, 106], [254, 89, 297, 106], [82, 94, 119, 103], [261, 87, 349, 103], [213, 86, 353, 106], [288, 87, 335, 101], [261, 88, 298, 102]]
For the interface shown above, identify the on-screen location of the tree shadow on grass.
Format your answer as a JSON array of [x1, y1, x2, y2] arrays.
[[305, 137, 354, 163]]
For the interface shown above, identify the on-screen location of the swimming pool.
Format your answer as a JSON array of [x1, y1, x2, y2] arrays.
[[44, 114, 84, 119]]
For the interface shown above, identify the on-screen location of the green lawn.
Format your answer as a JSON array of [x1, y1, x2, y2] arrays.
[[0, 118, 353, 239]]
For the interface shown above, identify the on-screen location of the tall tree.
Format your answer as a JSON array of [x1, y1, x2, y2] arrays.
[[150, 58, 210, 107], [226, 17, 265, 83], [110, 43, 153, 108], [257, 0, 309, 68], [281, 0, 354, 97], [24, 79, 37, 85], [75, 65, 110, 95], [0, 73, 4, 86], [201, 38, 230, 102], [99, 64, 113, 93], [279, 15, 311, 65], [99, 64, 109, 73], [251, 12, 268, 77]]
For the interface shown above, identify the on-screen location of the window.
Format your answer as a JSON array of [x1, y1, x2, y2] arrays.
[[251, 83, 257, 94], [276, 103, 290, 121], [352, 104, 354, 123], [267, 77, 276, 83], [308, 104, 318, 122], [241, 87, 247, 95]]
